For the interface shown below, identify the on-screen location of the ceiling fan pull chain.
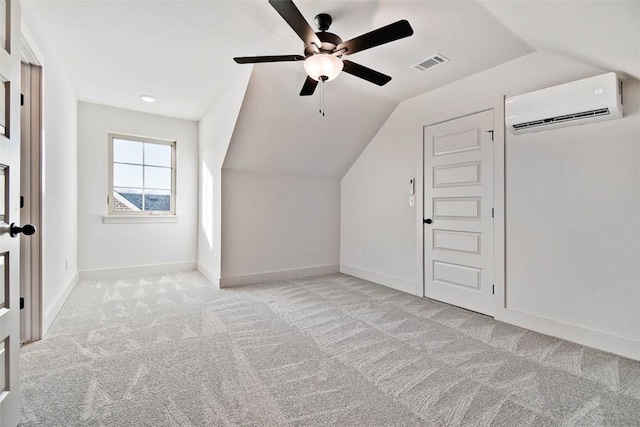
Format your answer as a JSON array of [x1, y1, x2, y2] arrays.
[[322, 81, 325, 117], [319, 79, 326, 117], [319, 80, 322, 115]]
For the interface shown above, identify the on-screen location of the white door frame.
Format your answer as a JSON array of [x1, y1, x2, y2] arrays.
[[20, 20, 51, 347], [19, 61, 42, 343], [417, 96, 505, 314]]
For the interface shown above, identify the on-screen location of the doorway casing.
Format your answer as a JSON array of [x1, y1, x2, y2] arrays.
[[20, 38, 43, 343], [418, 96, 506, 314]]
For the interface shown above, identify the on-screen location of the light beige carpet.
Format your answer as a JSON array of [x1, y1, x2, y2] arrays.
[[20, 271, 640, 426]]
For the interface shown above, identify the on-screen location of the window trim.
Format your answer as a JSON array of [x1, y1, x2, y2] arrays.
[[106, 132, 177, 216]]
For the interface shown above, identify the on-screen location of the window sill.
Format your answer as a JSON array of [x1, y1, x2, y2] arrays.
[[103, 215, 178, 224]]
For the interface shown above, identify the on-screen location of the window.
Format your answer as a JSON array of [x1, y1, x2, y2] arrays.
[[107, 133, 176, 215]]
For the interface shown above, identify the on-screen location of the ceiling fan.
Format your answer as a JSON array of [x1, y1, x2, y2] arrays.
[[233, 0, 414, 96]]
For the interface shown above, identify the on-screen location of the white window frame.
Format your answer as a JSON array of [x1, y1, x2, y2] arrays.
[[106, 132, 177, 217]]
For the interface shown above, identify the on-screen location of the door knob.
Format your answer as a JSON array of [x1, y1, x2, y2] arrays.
[[9, 223, 36, 237], [424, 218, 432, 224]]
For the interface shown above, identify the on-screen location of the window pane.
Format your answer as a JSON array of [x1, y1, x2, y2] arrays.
[[113, 188, 142, 211], [144, 143, 171, 167], [144, 190, 171, 211], [114, 164, 143, 188], [144, 166, 171, 189], [113, 139, 143, 164]]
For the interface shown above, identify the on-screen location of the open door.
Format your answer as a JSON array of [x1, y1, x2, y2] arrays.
[[0, 0, 23, 425]]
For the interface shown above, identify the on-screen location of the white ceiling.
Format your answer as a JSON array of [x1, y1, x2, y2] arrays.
[[22, 1, 637, 178], [23, 0, 638, 122], [22, 0, 534, 120], [479, 0, 640, 81]]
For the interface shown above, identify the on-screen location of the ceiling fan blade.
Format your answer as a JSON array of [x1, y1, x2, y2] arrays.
[[342, 60, 392, 86], [234, 55, 305, 64], [268, 0, 322, 47], [337, 20, 414, 56], [299, 76, 318, 96]]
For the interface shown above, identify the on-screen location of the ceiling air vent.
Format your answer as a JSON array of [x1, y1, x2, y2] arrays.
[[414, 54, 449, 71]]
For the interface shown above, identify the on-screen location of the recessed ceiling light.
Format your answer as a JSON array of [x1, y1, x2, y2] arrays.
[[140, 95, 155, 103]]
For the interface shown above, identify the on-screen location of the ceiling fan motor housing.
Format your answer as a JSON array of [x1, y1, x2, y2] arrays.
[[314, 13, 332, 31], [304, 31, 343, 56], [234, 1, 415, 95]]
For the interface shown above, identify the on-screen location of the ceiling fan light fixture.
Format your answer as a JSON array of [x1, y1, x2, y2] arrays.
[[303, 53, 343, 82], [234, 2, 414, 96]]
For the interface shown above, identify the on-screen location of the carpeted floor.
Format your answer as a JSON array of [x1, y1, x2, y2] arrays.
[[20, 271, 640, 426]]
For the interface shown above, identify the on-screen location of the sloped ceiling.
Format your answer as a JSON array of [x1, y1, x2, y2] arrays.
[[23, 1, 636, 179], [222, 62, 397, 178], [22, 0, 532, 120], [480, 0, 640, 80]]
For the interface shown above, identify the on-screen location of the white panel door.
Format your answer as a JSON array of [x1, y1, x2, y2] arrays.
[[0, 1, 22, 426], [424, 110, 494, 315]]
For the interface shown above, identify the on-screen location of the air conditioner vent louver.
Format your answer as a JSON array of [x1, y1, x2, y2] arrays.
[[513, 108, 610, 131], [414, 54, 449, 71]]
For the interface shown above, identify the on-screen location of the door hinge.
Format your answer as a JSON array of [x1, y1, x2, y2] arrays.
[[20, 195, 24, 209], [20, 297, 25, 310], [20, 93, 24, 106], [492, 285, 495, 295], [491, 208, 494, 218], [107, 195, 110, 205], [486, 130, 494, 141]]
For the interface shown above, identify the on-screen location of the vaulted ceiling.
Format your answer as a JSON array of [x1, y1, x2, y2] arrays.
[[23, 0, 535, 120], [221, 62, 398, 178], [23, 0, 638, 178], [480, 0, 639, 81]]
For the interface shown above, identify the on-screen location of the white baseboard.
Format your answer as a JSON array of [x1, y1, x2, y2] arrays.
[[43, 272, 78, 336], [340, 264, 422, 297], [496, 308, 640, 361], [78, 261, 196, 280], [197, 262, 220, 287], [220, 264, 339, 288]]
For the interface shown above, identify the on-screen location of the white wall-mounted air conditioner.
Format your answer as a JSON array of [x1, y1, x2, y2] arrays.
[[505, 72, 623, 135]]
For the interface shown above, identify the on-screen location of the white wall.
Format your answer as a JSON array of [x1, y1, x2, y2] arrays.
[[197, 67, 252, 284], [213, 64, 378, 287], [222, 64, 397, 178], [22, 10, 79, 333], [221, 170, 340, 285], [77, 103, 198, 275], [341, 52, 640, 359]]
